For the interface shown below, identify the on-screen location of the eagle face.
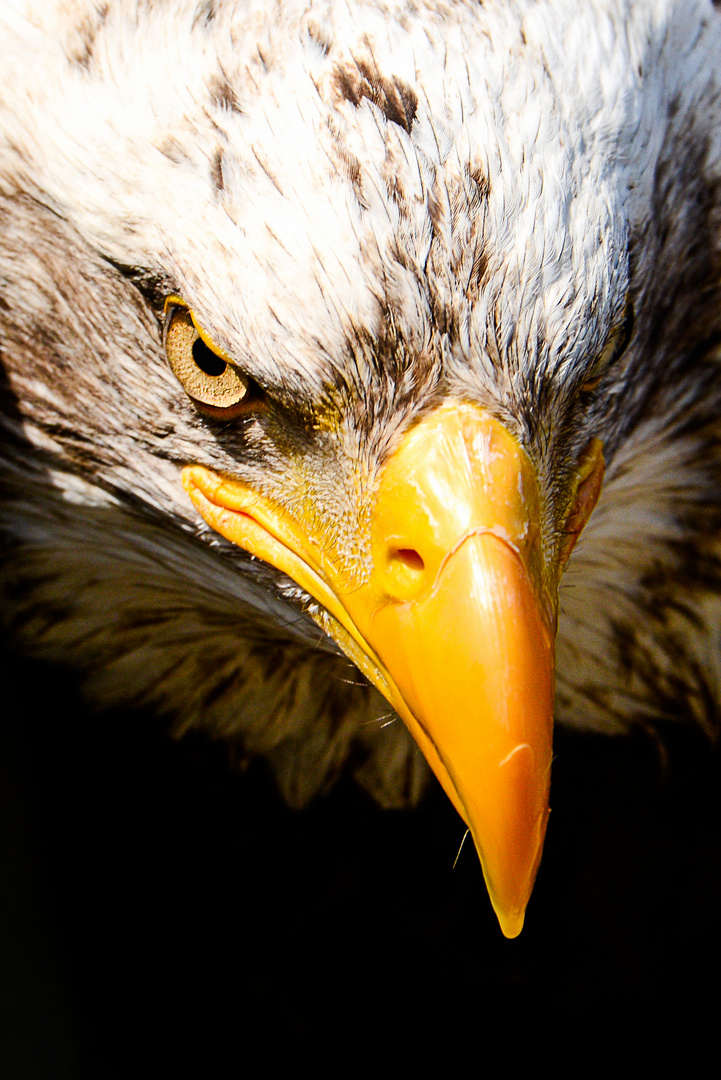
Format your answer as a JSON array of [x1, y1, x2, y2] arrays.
[[1, 0, 721, 934]]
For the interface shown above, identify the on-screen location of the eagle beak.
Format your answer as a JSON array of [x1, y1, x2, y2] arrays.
[[182, 403, 604, 937]]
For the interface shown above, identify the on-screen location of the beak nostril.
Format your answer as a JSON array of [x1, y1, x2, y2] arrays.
[[391, 548, 425, 573]]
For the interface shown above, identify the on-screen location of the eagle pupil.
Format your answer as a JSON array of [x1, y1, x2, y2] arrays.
[[192, 336, 226, 377]]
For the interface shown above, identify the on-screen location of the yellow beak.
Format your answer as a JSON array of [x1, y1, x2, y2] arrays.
[[182, 402, 604, 937]]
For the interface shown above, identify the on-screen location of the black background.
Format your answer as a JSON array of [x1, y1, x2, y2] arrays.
[[2, 645, 720, 1074]]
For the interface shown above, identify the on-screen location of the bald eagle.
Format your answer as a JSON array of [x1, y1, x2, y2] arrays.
[[1, 0, 721, 939]]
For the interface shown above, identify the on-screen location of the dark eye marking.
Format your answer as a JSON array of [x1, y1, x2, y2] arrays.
[[192, 336, 227, 378], [580, 300, 635, 393]]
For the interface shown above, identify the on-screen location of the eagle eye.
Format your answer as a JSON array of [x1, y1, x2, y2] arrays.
[[164, 302, 250, 410]]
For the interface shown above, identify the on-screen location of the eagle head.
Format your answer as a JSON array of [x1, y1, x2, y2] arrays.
[[1, 0, 721, 937]]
